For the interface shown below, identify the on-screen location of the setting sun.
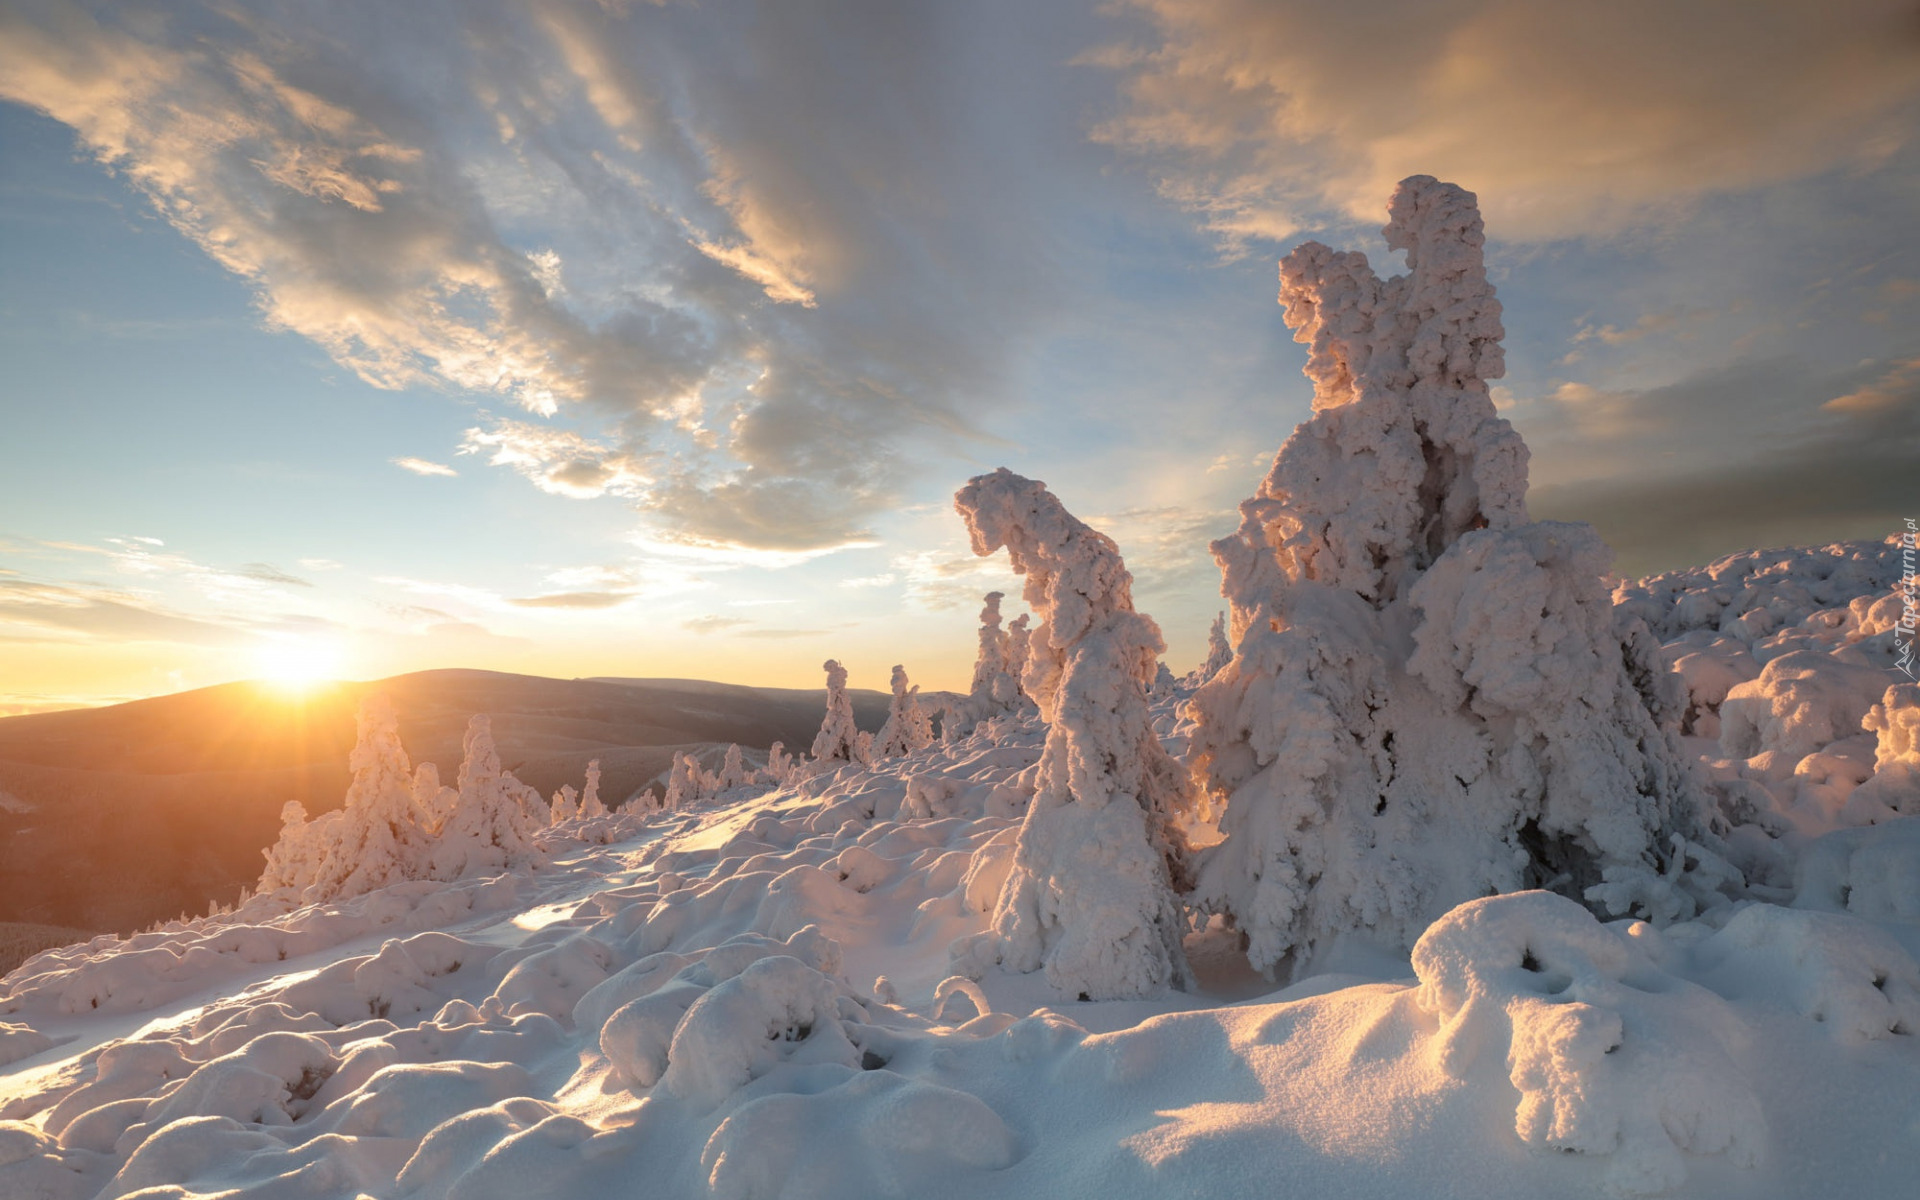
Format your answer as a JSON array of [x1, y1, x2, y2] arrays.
[[252, 636, 345, 691]]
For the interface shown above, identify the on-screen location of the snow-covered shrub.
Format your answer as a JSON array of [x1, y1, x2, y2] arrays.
[[873, 665, 935, 759], [810, 660, 869, 768], [1188, 176, 1714, 978], [952, 467, 1196, 999], [549, 784, 579, 825]]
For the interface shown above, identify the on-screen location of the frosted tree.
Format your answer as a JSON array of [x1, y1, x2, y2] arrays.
[[1006, 613, 1032, 696], [579, 759, 607, 819], [1187, 176, 1712, 979], [662, 751, 695, 810], [430, 715, 543, 879], [301, 693, 433, 900], [257, 801, 323, 893], [550, 784, 579, 824], [761, 741, 795, 788], [411, 762, 457, 835], [970, 593, 1014, 702], [949, 593, 1028, 737], [1186, 612, 1232, 687], [953, 468, 1196, 999], [810, 659, 868, 766], [873, 665, 936, 758], [716, 743, 751, 792]]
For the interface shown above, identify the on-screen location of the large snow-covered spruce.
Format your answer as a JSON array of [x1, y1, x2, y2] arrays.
[[1188, 176, 1714, 978], [953, 468, 1196, 998]]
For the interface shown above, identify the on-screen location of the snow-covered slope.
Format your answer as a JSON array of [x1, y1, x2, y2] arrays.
[[1, 593, 1915, 1200]]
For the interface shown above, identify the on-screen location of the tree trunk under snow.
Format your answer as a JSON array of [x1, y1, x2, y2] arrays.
[[1187, 176, 1714, 980], [953, 468, 1196, 999]]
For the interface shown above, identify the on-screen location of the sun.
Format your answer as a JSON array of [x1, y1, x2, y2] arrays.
[[253, 636, 346, 693]]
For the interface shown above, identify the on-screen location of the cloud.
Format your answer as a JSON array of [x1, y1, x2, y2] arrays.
[[1092, 0, 1920, 248], [0, 0, 1085, 552], [739, 628, 826, 639], [460, 420, 649, 500], [238, 562, 313, 588], [506, 590, 633, 609], [297, 558, 344, 571], [392, 456, 458, 477], [839, 574, 897, 589], [0, 578, 246, 647], [1526, 354, 1920, 574], [893, 547, 1024, 612], [682, 614, 751, 634]]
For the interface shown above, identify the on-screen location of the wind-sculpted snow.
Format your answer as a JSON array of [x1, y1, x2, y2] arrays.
[[953, 468, 1197, 999], [1188, 178, 1717, 977]]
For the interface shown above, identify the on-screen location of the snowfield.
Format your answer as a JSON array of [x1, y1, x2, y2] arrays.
[[2, 176, 1916, 1198], [0, 661, 1914, 1199]]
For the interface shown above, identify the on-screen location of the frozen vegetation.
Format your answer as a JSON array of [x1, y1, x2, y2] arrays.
[[1, 178, 1915, 1199]]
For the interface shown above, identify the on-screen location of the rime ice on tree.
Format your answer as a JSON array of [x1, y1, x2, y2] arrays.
[[873, 665, 935, 758], [810, 659, 867, 767], [953, 468, 1195, 999], [1187, 176, 1712, 978], [430, 714, 544, 879]]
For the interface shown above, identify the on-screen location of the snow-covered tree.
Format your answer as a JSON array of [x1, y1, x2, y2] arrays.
[[1006, 613, 1032, 697], [579, 759, 607, 819], [761, 741, 795, 788], [411, 762, 457, 835], [1187, 176, 1713, 979], [1186, 611, 1232, 687], [716, 743, 750, 792], [953, 468, 1196, 999], [257, 800, 323, 894], [299, 693, 434, 901], [430, 714, 544, 879], [873, 665, 935, 758], [550, 784, 579, 824], [662, 751, 696, 810], [810, 659, 868, 767]]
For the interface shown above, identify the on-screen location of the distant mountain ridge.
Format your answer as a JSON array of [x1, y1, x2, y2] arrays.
[[0, 669, 890, 934]]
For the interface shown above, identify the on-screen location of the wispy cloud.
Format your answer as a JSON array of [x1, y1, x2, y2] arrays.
[[392, 456, 458, 478], [506, 590, 634, 609], [682, 614, 751, 634]]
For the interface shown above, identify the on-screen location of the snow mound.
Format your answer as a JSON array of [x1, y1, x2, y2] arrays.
[[1414, 892, 1765, 1196]]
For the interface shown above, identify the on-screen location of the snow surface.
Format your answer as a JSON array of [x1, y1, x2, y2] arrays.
[[2, 176, 1916, 1198], [1, 651, 1913, 1198]]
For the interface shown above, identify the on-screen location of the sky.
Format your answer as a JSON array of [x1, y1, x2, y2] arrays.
[[1, 0, 1916, 714]]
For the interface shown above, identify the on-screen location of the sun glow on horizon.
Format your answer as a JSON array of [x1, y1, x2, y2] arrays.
[[252, 636, 347, 693]]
